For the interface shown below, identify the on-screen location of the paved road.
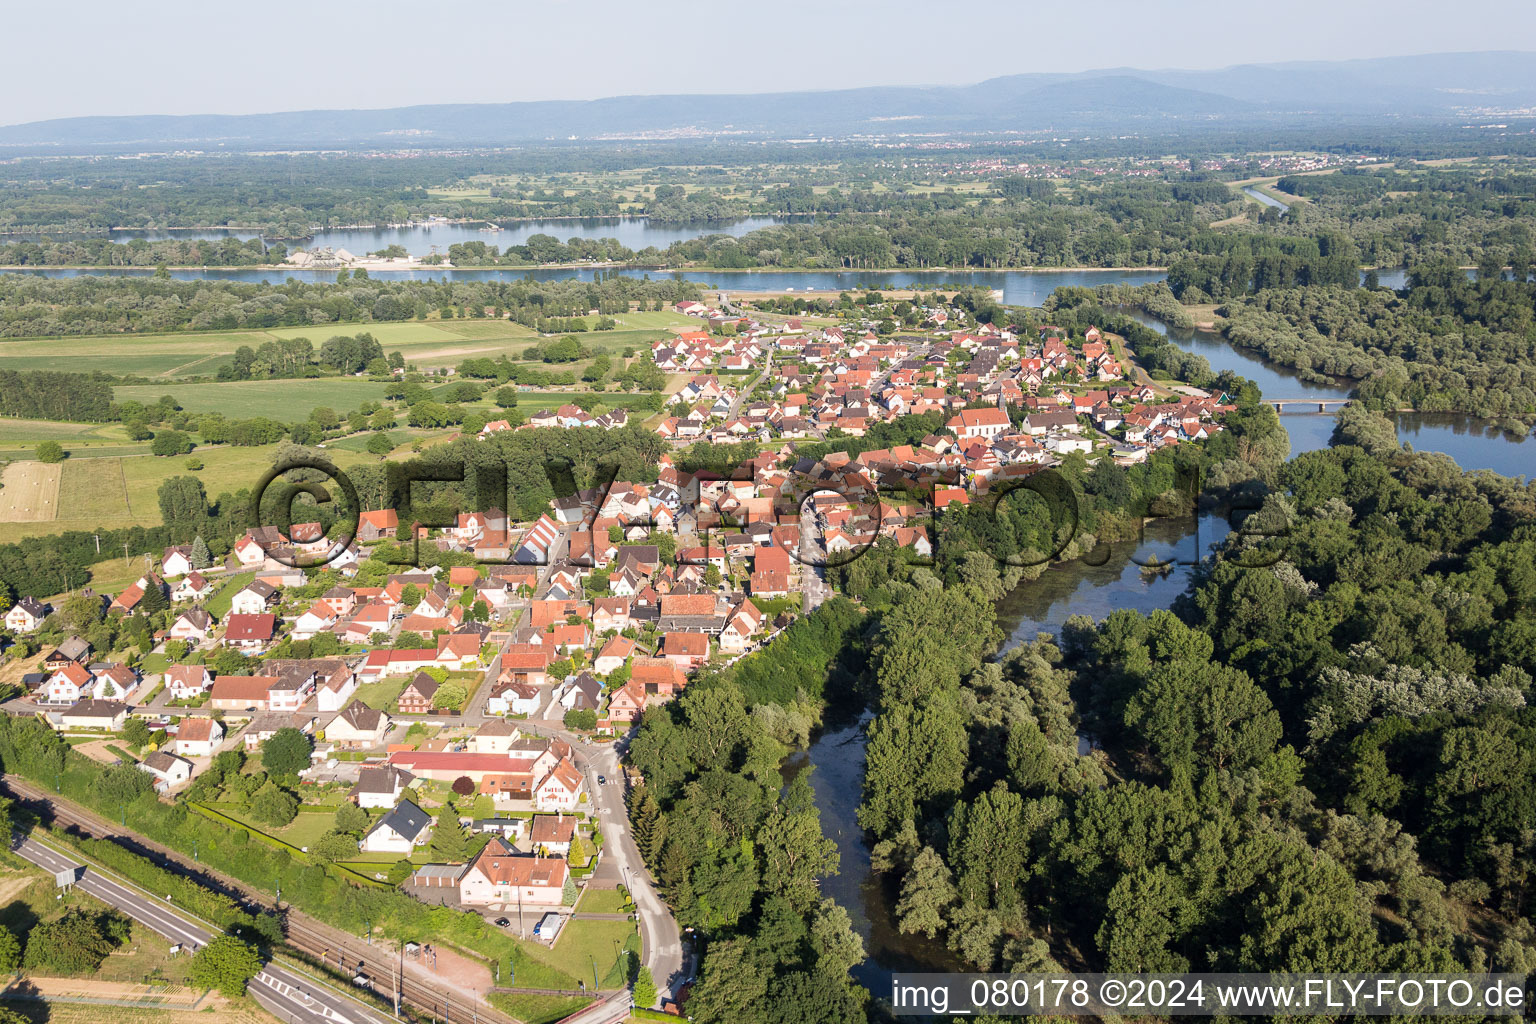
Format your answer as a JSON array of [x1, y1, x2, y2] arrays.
[[725, 350, 772, 421], [14, 834, 394, 1024], [797, 503, 831, 614]]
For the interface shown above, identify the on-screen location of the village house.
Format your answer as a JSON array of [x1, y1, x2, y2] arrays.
[[457, 839, 568, 907], [172, 571, 215, 603], [467, 719, 523, 754], [554, 673, 602, 713], [661, 631, 709, 672], [265, 665, 317, 712], [229, 580, 279, 616], [168, 609, 215, 644], [292, 602, 337, 640], [350, 765, 414, 809], [326, 702, 391, 749], [357, 509, 399, 543], [139, 750, 193, 791], [592, 635, 634, 676], [5, 597, 46, 633], [487, 679, 541, 717], [208, 674, 280, 712], [360, 799, 433, 854], [529, 814, 579, 857], [396, 672, 440, 715], [165, 664, 213, 702], [42, 662, 92, 705], [42, 636, 91, 673], [174, 716, 224, 758], [222, 613, 276, 651], [242, 713, 317, 751], [56, 700, 127, 732], [605, 680, 648, 724], [91, 664, 137, 702], [161, 546, 195, 579]]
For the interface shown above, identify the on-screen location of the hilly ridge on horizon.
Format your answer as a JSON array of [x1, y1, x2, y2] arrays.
[[3, 50, 1534, 151]]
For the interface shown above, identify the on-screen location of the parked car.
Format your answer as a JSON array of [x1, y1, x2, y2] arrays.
[[494, 917, 511, 928]]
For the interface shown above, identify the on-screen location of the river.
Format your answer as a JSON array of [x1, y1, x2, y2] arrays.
[[0, 264, 1173, 308], [1242, 186, 1292, 214], [1120, 308, 1532, 478], [0, 216, 795, 255]]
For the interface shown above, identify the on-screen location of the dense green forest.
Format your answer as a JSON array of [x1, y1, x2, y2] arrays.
[[840, 438, 1536, 984], [0, 273, 702, 337], [1219, 268, 1536, 428], [624, 598, 873, 1024]]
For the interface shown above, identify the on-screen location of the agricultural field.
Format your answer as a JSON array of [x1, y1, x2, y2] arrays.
[[114, 379, 396, 417], [3, 436, 376, 537], [0, 418, 126, 443], [0, 313, 641, 382], [0, 330, 277, 377], [0, 419, 139, 461], [0, 461, 61, 522], [57, 457, 133, 522]]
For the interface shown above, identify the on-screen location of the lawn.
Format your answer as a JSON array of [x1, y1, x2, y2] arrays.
[[523, 917, 639, 991], [213, 806, 337, 852], [488, 992, 594, 1024], [205, 571, 256, 618], [611, 310, 696, 331], [352, 676, 411, 710], [576, 887, 632, 914]]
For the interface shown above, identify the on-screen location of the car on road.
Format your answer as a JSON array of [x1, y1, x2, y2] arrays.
[[597, 774, 606, 785], [494, 917, 511, 927]]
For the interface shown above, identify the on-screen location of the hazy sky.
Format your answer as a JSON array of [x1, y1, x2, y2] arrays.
[[8, 0, 1536, 124]]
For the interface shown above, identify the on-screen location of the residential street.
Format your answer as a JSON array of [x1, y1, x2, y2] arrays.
[[472, 522, 689, 1005], [797, 501, 831, 613], [13, 833, 396, 1024], [512, 719, 689, 1002]]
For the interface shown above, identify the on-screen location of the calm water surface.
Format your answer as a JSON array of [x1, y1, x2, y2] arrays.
[[1, 217, 794, 255]]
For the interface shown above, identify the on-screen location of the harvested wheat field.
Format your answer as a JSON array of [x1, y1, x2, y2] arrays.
[[0, 461, 61, 522]]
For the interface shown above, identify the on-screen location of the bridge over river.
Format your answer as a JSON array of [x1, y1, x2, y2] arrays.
[[1269, 398, 1349, 412]]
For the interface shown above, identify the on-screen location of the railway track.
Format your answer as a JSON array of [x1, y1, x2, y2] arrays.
[[0, 775, 580, 1024]]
